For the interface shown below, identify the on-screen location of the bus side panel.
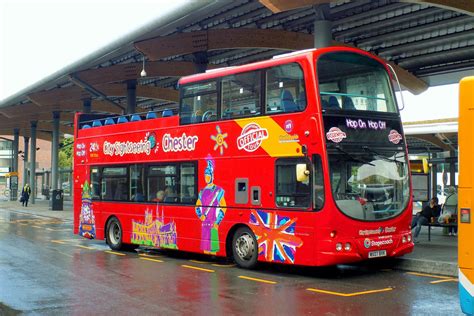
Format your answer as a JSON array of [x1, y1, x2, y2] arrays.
[[458, 76, 474, 315]]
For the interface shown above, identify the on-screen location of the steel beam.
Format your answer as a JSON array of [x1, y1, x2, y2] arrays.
[[29, 121, 37, 204]]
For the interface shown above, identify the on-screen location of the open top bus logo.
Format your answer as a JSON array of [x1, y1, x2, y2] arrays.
[[326, 127, 346, 143], [388, 130, 402, 144], [237, 123, 269, 152]]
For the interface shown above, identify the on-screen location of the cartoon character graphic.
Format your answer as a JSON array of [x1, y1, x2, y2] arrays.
[[79, 181, 96, 239], [195, 159, 226, 254]]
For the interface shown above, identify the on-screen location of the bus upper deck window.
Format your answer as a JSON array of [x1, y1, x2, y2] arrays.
[[266, 63, 306, 114], [317, 52, 397, 113], [180, 81, 218, 124]]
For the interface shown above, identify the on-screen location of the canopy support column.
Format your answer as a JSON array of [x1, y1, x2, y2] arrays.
[[29, 121, 37, 204]]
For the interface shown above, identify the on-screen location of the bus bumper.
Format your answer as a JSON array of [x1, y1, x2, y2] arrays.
[[460, 269, 474, 315]]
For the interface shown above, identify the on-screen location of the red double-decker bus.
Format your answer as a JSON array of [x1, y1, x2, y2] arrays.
[[73, 47, 413, 268]]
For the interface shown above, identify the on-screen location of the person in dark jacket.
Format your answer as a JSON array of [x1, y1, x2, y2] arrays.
[[411, 197, 440, 241], [21, 184, 31, 207]]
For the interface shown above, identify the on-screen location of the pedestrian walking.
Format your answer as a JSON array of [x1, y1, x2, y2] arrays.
[[21, 184, 31, 207]]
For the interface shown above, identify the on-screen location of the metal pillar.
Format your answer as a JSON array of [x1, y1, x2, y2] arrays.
[[51, 112, 60, 191], [431, 163, 437, 200], [193, 52, 208, 73], [29, 121, 37, 204], [449, 152, 456, 187], [12, 129, 19, 200], [23, 137, 29, 187], [83, 98, 92, 113], [126, 80, 137, 114], [313, 4, 333, 48]]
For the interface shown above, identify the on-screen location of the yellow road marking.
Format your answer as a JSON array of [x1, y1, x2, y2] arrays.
[[406, 272, 450, 279], [140, 257, 164, 263], [51, 240, 66, 244], [18, 223, 28, 226], [181, 265, 215, 273], [138, 253, 162, 258], [76, 245, 95, 250], [190, 259, 212, 264], [105, 251, 126, 256], [430, 278, 458, 284], [32, 225, 43, 229], [212, 263, 236, 268], [238, 276, 277, 284], [306, 287, 393, 297]]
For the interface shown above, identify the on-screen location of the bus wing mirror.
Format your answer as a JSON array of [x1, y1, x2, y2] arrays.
[[296, 164, 310, 182]]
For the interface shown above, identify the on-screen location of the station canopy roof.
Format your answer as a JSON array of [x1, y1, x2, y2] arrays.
[[0, 0, 472, 152]]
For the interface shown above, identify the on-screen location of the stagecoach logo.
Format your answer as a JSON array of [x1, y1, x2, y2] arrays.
[[364, 238, 371, 249], [388, 129, 403, 144], [237, 122, 269, 152], [364, 238, 394, 249], [326, 127, 347, 143]]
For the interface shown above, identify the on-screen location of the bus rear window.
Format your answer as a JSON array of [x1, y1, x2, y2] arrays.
[[317, 52, 397, 113]]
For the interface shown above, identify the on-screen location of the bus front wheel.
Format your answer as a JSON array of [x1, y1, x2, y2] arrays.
[[106, 217, 124, 251], [232, 226, 258, 269]]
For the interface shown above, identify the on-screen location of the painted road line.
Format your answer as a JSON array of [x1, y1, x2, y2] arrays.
[[238, 276, 277, 284], [138, 253, 163, 258], [212, 263, 236, 268], [32, 225, 43, 229], [430, 278, 458, 284], [51, 240, 67, 244], [190, 259, 213, 264], [18, 223, 28, 226], [406, 272, 450, 279], [181, 265, 215, 273], [105, 251, 126, 256], [306, 287, 393, 297], [76, 245, 95, 250], [140, 257, 164, 263]]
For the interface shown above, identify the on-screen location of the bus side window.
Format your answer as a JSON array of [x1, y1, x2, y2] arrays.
[[266, 63, 306, 114], [221, 71, 261, 119], [90, 167, 100, 200], [180, 81, 217, 125], [313, 155, 325, 210], [275, 158, 311, 208]]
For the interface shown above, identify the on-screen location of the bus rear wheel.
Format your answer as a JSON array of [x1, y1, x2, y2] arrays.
[[232, 226, 258, 269], [106, 217, 124, 251]]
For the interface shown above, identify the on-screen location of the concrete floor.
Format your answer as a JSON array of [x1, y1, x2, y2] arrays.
[[0, 206, 463, 315]]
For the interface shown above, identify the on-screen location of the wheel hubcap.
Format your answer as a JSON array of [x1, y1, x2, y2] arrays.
[[235, 233, 255, 261], [109, 222, 121, 245]]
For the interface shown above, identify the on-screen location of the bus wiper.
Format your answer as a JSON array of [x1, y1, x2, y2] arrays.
[[362, 146, 404, 164], [336, 146, 375, 166]]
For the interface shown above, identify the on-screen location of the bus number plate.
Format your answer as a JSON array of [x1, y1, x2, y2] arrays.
[[368, 250, 387, 258]]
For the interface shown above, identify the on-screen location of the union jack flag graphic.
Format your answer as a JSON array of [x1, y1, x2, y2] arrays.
[[249, 210, 303, 264]]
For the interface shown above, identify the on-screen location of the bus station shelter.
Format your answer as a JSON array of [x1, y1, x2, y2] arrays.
[[0, 0, 472, 206]]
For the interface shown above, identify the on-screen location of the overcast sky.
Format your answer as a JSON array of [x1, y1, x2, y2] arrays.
[[0, 0, 459, 122]]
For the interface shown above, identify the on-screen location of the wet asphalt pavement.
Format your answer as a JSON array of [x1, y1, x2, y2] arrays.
[[0, 209, 463, 315]]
